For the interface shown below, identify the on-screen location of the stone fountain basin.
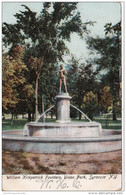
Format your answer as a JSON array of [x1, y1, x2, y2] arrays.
[[24, 121, 102, 137], [2, 127, 121, 153]]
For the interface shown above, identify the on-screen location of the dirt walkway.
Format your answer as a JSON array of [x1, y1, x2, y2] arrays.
[[2, 150, 122, 174]]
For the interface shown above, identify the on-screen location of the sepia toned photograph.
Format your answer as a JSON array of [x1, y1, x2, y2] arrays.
[[2, 0, 123, 192]]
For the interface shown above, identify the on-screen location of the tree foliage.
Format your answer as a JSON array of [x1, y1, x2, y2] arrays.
[[2, 54, 18, 111], [2, 46, 33, 114], [86, 21, 121, 120], [3, 3, 91, 59], [67, 56, 98, 120], [83, 91, 98, 120], [100, 86, 112, 112], [2, 3, 93, 119], [2, 4, 121, 121]]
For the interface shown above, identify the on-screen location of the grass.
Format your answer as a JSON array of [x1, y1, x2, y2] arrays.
[[93, 118, 121, 129], [2, 117, 121, 131], [2, 119, 27, 130]]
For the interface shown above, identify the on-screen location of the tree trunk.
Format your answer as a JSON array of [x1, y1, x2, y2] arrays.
[[41, 95, 45, 122], [32, 113, 34, 121], [112, 100, 117, 121], [34, 56, 44, 121], [35, 75, 39, 121], [79, 105, 82, 120], [10, 113, 14, 125], [28, 109, 31, 122], [51, 112, 53, 119], [113, 108, 117, 121]]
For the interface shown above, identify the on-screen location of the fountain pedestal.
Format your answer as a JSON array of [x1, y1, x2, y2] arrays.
[[55, 93, 72, 123]]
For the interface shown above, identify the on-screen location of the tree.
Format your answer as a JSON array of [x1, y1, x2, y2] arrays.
[[83, 91, 98, 120], [2, 46, 33, 120], [67, 56, 97, 120], [3, 3, 93, 120], [2, 54, 18, 112], [100, 86, 112, 113], [38, 62, 58, 120], [25, 56, 44, 120], [86, 22, 121, 120]]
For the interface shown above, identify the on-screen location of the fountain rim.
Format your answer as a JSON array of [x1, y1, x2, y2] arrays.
[[2, 129, 122, 153], [2, 130, 122, 142], [25, 121, 101, 127]]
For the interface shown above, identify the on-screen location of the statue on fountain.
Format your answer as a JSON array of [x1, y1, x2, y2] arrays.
[[57, 64, 67, 93], [56, 64, 71, 122]]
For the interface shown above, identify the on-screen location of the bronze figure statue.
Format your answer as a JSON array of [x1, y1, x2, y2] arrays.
[[57, 64, 67, 93]]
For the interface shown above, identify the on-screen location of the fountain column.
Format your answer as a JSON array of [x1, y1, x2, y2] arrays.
[[55, 93, 72, 123]]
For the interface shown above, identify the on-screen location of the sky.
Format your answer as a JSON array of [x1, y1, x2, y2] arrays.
[[2, 1, 121, 61]]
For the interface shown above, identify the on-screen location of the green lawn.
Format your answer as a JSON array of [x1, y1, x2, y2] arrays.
[[2, 119, 28, 130], [94, 118, 121, 129], [2, 117, 121, 131]]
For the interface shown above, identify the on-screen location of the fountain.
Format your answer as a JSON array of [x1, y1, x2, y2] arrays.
[[2, 65, 121, 153]]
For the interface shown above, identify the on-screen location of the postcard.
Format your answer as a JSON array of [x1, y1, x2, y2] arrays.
[[1, 0, 124, 193]]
